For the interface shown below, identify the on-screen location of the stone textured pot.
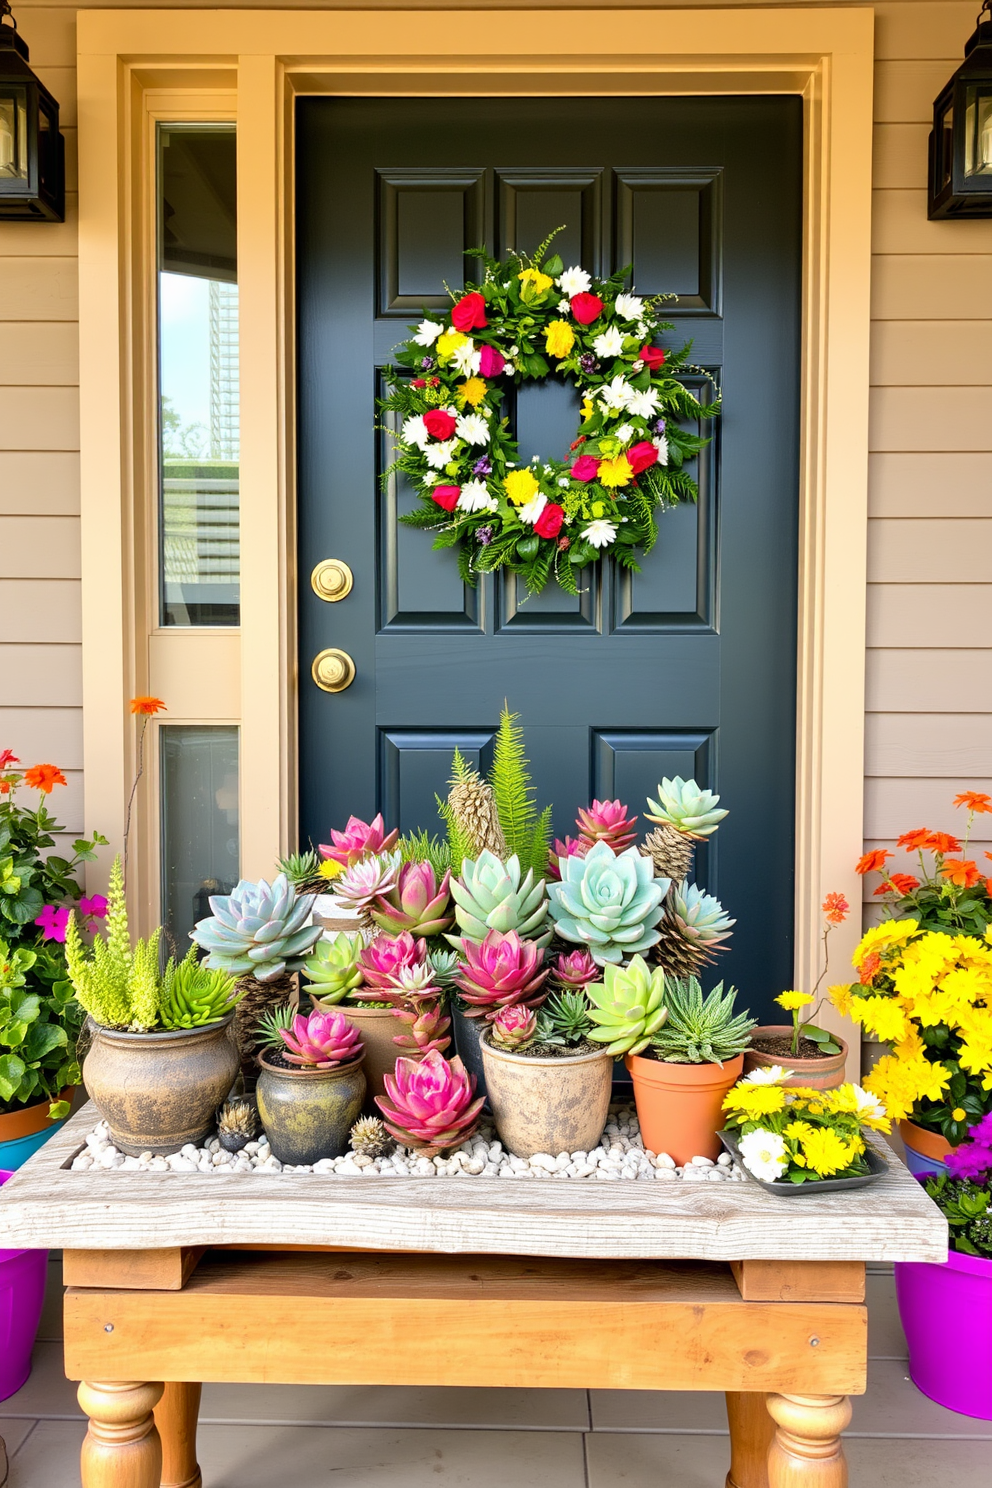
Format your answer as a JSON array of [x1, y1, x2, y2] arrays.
[[480, 1036, 612, 1159], [743, 1026, 848, 1090], [82, 1015, 239, 1157], [256, 1052, 366, 1165], [626, 1052, 744, 1164], [338, 1005, 419, 1103]]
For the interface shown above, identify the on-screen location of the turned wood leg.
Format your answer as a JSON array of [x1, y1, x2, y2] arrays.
[[725, 1391, 774, 1488], [78, 1381, 164, 1488], [155, 1383, 202, 1488], [766, 1393, 852, 1488]]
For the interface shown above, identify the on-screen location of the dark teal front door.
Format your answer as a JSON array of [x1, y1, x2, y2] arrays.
[[296, 96, 801, 1016]]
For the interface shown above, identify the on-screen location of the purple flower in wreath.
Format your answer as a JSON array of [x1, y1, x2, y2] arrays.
[[420, 356, 436, 372], [578, 353, 598, 375], [476, 526, 494, 546], [654, 417, 667, 435], [472, 455, 492, 476]]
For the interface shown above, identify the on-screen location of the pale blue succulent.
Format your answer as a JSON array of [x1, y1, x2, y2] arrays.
[[447, 851, 551, 948], [190, 874, 322, 983], [645, 776, 728, 839], [548, 842, 669, 966]]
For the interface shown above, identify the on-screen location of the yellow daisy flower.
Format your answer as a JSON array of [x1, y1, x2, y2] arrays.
[[544, 320, 575, 359], [722, 1084, 787, 1118], [317, 859, 342, 880], [436, 329, 468, 363], [458, 377, 488, 408], [776, 990, 815, 1012], [504, 468, 541, 506], [853, 919, 919, 969], [799, 1127, 857, 1178], [598, 455, 633, 489]]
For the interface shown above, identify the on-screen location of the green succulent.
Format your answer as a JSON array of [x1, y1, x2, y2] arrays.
[[276, 850, 323, 889], [447, 850, 551, 948], [648, 977, 755, 1065], [191, 873, 322, 982], [427, 948, 461, 988], [586, 955, 668, 1055], [548, 841, 666, 966], [535, 990, 594, 1047], [302, 931, 364, 1005], [159, 948, 243, 1029], [656, 879, 736, 978], [256, 1002, 296, 1051], [645, 777, 728, 840]]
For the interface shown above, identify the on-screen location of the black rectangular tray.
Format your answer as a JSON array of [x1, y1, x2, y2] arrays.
[[718, 1129, 889, 1197]]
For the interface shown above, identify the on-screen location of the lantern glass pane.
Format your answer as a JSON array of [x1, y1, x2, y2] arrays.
[[937, 100, 955, 190], [157, 123, 240, 626], [0, 86, 28, 181], [160, 724, 240, 953], [964, 85, 992, 176]]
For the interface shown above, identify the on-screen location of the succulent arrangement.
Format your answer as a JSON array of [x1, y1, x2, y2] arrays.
[[586, 955, 669, 1055], [654, 880, 736, 980], [192, 874, 322, 983], [375, 1050, 485, 1154], [449, 851, 551, 946], [370, 861, 453, 938], [647, 978, 755, 1066], [548, 841, 668, 965]]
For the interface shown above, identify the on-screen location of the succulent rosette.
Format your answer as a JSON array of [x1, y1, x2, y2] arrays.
[[375, 1050, 485, 1154], [331, 851, 401, 913], [550, 949, 600, 989], [355, 931, 427, 994], [448, 850, 551, 947], [548, 841, 669, 966], [452, 928, 549, 1020], [370, 861, 454, 938], [191, 873, 322, 982], [319, 813, 399, 869], [381, 238, 719, 597], [278, 1008, 364, 1069], [576, 799, 638, 853], [489, 1004, 538, 1050]]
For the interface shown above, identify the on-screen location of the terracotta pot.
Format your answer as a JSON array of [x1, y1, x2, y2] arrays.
[[338, 1004, 421, 1103], [625, 1051, 744, 1164], [256, 1051, 366, 1164], [0, 1088, 76, 1144], [900, 1118, 956, 1176], [480, 1035, 613, 1159], [743, 1026, 848, 1090], [82, 1015, 239, 1156]]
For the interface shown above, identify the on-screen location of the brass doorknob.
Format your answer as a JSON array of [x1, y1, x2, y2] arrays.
[[311, 559, 354, 602], [311, 648, 356, 693]]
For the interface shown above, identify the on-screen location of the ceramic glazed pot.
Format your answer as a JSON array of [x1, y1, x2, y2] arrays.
[[480, 1036, 613, 1159], [450, 1001, 487, 1097], [743, 1026, 848, 1090], [899, 1118, 956, 1177], [256, 1051, 366, 1164], [895, 1244, 992, 1420], [82, 1015, 239, 1156], [625, 1052, 744, 1164], [0, 1170, 48, 1402], [0, 1088, 75, 1171], [338, 1005, 421, 1103]]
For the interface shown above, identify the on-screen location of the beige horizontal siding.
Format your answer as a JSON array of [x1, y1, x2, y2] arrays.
[[868, 453, 992, 517], [870, 320, 991, 387], [868, 388, 992, 451], [0, 324, 79, 386], [0, 518, 80, 577], [0, 388, 80, 451], [0, 580, 81, 642], [866, 777, 992, 839], [0, 708, 84, 771], [0, 453, 80, 514], [867, 584, 992, 646], [866, 713, 992, 778], [0, 259, 78, 319], [3, 643, 82, 706], [871, 256, 992, 319], [870, 190, 992, 253], [867, 650, 992, 713], [868, 520, 992, 582]]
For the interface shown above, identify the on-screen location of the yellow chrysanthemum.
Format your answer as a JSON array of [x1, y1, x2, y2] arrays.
[[598, 455, 633, 489], [518, 267, 554, 297], [864, 1054, 951, 1121], [503, 468, 541, 506], [318, 859, 342, 880], [784, 1119, 814, 1141], [458, 377, 488, 409], [853, 919, 919, 969], [776, 990, 815, 1012], [722, 1084, 787, 1118], [852, 995, 910, 1043], [798, 1127, 859, 1178], [829, 982, 854, 1018], [544, 320, 575, 360], [436, 329, 468, 362]]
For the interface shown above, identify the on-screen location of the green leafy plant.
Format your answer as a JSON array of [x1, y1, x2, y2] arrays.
[[0, 939, 81, 1117], [159, 947, 243, 1029], [65, 857, 163, 1030], [586, 955, 668, 1055], [648, 978, 756, 1065], [535, 990, 595, 1047], [924, 1174, 992, 1258]]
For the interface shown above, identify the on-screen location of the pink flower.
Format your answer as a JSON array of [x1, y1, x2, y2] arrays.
[[431, 485, 460, 512], [35, 905, 70, 943], [0, 749, 19, 769], [80, 894, 108, 920], [571, 455, 601, 483], [478, 345, 505, 377], [627, 441, 659, 475], [319, 814, 399, 869]]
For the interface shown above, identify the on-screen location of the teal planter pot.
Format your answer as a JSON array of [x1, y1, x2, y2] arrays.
[[0, 1120, 68, 1171], [0, 1090, 74, 1172]]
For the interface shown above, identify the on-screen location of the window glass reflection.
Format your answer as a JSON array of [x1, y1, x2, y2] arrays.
[[160, 725, 239, 955]]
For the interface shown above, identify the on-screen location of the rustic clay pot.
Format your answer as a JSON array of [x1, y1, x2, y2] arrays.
[[82, 1016, 239, 1156], [338, 1005, 421, 1103], [480, 1035, 613, 1159], [626, 1051, 744, 1164], [256, 1051, 366, 1164], [743, 1025, 848, 1090]]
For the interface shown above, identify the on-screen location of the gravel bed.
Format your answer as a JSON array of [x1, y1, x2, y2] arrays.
[[71, 1105, 746, 1182]]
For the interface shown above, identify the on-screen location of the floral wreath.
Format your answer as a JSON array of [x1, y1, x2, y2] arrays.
[[382, 233, 720, 596]]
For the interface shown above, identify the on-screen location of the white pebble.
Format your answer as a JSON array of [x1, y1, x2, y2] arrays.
[[166, 1156, 196, 1173], [690, 1156, 715, 1167], [529, 1153, 557, 1172], [654, 1153, 677, 1169], [71, 1154, 94, 1170], [655, 1168, 677, 1180]]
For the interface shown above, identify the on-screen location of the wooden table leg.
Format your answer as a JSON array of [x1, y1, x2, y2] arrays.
[[765, 1393, 852, 1488], [155, 1384, 202, 1488], [77, 1381, 164, 1488], [725, 1391, 773, 1488]]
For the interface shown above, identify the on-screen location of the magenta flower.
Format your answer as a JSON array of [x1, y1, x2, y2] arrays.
[[967, 1112, 992, 1146], [279, 1008, 363, 1069], [945, 1142, 992, 1182], [80, 894, 108, 921], [35, 904, 70, 943], [319, 814, 399, 869]]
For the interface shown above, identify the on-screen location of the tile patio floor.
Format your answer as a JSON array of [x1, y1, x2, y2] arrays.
[[2, 1260, 988, 1486]]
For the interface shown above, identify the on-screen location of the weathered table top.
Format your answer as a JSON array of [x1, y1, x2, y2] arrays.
[[0, 1104, 948, 1262]]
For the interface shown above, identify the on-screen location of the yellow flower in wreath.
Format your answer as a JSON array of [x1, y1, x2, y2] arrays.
[[518, 267, 554, 300], [436, 329, 469, 363], [598, 455, 633, 489], [458, 377, 488, 409], [544, 320, 575, 359], [504, 468, 541, 506]]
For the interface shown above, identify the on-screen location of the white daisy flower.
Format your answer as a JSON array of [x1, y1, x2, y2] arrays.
[[556, 299, 572, 314], [598, 375, 632, 413], [741, 1065, 788, 1085], [592, 326, 625, 358], [413, 320, 444, 346], [517, 493, 548, 526], [616, 423, 635, 445], [457, 479, 498, 514], [614, 292, 644, 322], [738, 1129, 789, 1183], [454, 413, 490, 447], [451, 340, 482, 376], [425, 439, 458, 469], [849, 1084, 888, 1122], [581, 519, 617, 549], [625, 386, 661, 419], [401, 414, 430, 450], [558, 266, 591, 296], [635, 322, 649, 340], [652, 434, 669, 466]]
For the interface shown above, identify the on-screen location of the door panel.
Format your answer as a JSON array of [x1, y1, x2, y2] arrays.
[[296, 96, 802, 1016]]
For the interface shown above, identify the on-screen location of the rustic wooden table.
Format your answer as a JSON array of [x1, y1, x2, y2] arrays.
[[0, 1107, 947, 1488]]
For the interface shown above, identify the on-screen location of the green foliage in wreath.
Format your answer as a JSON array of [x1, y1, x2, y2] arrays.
[[380, 232, 720, 596]]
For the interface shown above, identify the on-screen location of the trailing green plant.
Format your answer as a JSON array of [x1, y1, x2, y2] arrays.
[[535, 990, 595, 1047], [923, 1173, 992, 1258], [648, 977, 756, 1066], [64, 858, 163, 1031], [0, 938, 82, 1117], [159, 947, 243, 1029]]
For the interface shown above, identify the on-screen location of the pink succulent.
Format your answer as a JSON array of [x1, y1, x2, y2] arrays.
[[278, 1008, 364, 1069], [356, 931, 427, 992], [551, 949, 599, 989], [490, 1004, 537, 1050], [453, 929, 549, 1020], [319, 814, 400, 869], [576, 799, 638, 853], [371, 861, 453, 938], [332, 851, 400, 912], [376, 1050, 484, 1153], [546, 837, 587, 881], [390, 994, 452, 1057]]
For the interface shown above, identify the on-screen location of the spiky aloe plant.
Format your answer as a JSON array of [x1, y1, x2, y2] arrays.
[[535, 990, 595, 1047], [648, 978, 755, 1066], [64, 856, 162, 1030], [276, 850, 324, 892], [159, 947, 243, 1029]]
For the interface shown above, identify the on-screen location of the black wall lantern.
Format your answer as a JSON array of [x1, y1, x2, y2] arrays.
[[929, 1, 992, 218], [0, 0, 64, 221]]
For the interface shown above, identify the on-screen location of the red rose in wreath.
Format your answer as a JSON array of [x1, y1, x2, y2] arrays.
[[570, 293, 604, 325], [638, 345, 666, 371], [451, 292, 488, 333], [431, 485, 461, 511], [627, 441, 660, 475], [534, 503, 565, 539], [571, 454, 600, 482], [423, 409, 457, 440]]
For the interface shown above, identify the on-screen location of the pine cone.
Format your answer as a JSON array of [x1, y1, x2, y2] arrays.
[[652, 907, 710, 980], [233, 970, 299, 1079], [641, 824, 695, 884], [449, 772, 507, 859]]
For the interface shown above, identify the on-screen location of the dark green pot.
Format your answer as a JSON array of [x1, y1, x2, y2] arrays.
[[256, 1052, 366, 1165]]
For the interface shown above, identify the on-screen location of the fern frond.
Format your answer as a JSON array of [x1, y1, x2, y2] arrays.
[[437, 792, 473, 879], [489, 705, 537, 861], [399, 829, 452, 875], [525, 804, 554, 879]]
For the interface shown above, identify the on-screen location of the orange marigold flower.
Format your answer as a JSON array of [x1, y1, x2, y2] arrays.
[[954, 791, 992, 815], [822, 892, 849, 925], [897, 828, 931, 852], [873, 873, 920, 897], [859, 951, 882, 986], [940, 859, 982, 889], [856, 850, 892, 876], [23, 764, 67, 795], [924, 832, 961, 855], [129, 696, 167, 716]]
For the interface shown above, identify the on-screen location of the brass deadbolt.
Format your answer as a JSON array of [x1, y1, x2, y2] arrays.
[[311, 559, 354, 602], [311, 648, 356, 693]]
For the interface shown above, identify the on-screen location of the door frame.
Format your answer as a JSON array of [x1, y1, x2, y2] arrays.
[[76, 6, 875, 1015]]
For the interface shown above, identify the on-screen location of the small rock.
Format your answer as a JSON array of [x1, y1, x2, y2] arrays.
[[166, 1156, 196, 1173], [654, 1153, 676, 1169], [691, 1156, 714, 1167], [529, 1153, 557, 1172], [71, 1154, 94, 1170], [138, 1152, 154, 1164], [353, 1154, 373, 1168], [654, 1168, 677, 1180]]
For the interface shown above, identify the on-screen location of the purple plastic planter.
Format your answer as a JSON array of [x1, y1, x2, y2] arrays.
[[0, 1171, 48, 1402], [895, 1245, 992, 1420]]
